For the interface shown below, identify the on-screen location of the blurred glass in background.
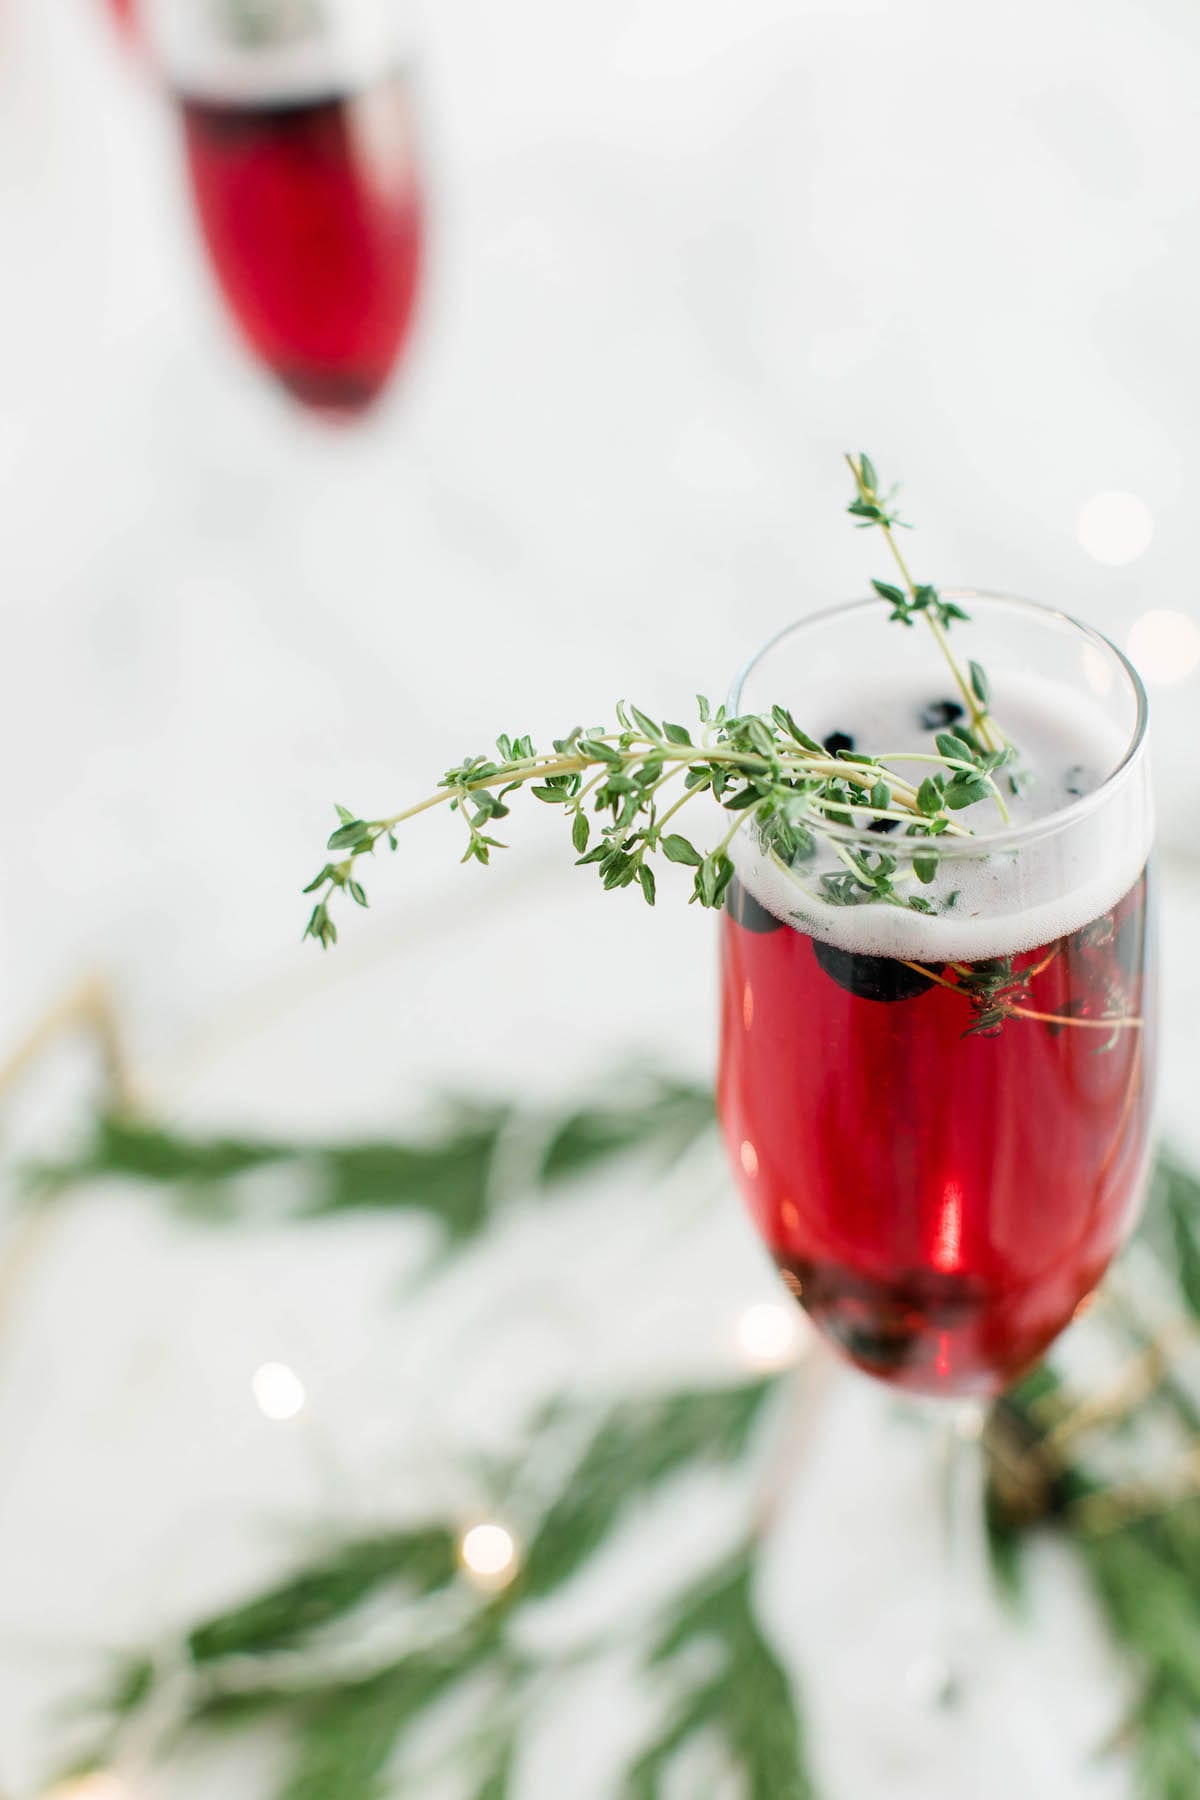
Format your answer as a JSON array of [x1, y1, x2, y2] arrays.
[[146, 0, 424, 414]]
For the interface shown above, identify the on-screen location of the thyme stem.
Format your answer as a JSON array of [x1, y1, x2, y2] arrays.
[[844, 452, 1013, 770], [304, 454, 1030, 947], [898, 960, 1142, 1034]]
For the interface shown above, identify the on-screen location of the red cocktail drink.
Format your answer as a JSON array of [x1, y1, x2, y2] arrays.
[[718, 596, 1155, 1397]]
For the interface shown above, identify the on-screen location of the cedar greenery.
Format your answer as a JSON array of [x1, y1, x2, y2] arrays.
[[302, 455, 1018, 946], [30, 1074, 714, 1244], [45, 1091, 1200, 1800], [987, 1158, 1200, 1797], [65, 1382, 800, 1800]]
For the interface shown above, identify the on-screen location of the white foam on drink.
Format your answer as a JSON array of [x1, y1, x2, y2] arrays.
[[732, 672, 1151, 962], [152, 0, 416, 102]]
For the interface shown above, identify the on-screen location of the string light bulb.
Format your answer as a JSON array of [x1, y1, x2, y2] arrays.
[[736, 1300, 806, 1371], [1126, 610, 1200, 686], [1077, 491, 1154, 566], [43, 1775, 129, 1800], [252, 1361, 306, 1421], [459, 1522, 518, 1589]]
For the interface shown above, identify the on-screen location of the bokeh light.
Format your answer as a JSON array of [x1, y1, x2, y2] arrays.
[[1077, 491, 1155, 566], [460, 1522, 518, 1587], [736, 1300, 806, 1371], [1127, 610, 1200, 686], [43, 1775, 129, 1800], [251, 1361, 307, 1421]]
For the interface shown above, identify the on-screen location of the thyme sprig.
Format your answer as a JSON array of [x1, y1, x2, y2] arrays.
[[302, 698, 1014, 946], [304, 452, 1021, 944], [845, 451, 1010, 758], [897, 945, 1142, 1043]]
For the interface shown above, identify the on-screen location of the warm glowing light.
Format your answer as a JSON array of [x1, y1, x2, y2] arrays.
[[781, 1200, 799, 1231], [252, 1361, 306, 1421], [460, 1522, 518, 1586], [739, 1140, 759, 1178], [931, 1180, 963, 1273], [742, 981, 754, 1030], [736, 1301, 804, 1370], [1126, 609, 1200, 686], [954, 1406, 985, 1441], [44, 1777, 129, 1800], [1077, 491, 1154, 566]]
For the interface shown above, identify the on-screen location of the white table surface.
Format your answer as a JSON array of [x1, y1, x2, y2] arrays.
[[3, 2, 1200, 1795]]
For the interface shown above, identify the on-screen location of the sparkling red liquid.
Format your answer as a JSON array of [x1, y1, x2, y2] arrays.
[[180, 76, 422, 415], [718, 872, 1153, 1396]]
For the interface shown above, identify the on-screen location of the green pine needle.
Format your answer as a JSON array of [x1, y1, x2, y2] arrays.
[[627, 1546, 813, 1799], [29, 1075, 716, 1249], [49, 1080, 1200, 1800]]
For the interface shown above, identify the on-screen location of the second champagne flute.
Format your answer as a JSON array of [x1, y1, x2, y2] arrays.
[[150, 0, 424, 416]]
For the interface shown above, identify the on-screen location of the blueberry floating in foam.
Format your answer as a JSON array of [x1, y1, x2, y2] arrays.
[[812, 939, 941, 1002], [919, 699, 964, 731], [726, 875, 784, 934], [822, 730, 855, 755]]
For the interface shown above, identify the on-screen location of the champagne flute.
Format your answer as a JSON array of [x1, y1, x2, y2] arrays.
[[148, 0, 424, 416], [718, 593, 1154, 1693]]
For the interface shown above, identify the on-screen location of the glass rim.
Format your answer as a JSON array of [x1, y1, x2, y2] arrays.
[[726, 589, 1150, 856]]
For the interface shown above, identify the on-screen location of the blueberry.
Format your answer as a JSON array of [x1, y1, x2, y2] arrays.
[[812, 938, 940, 1001], [726, 875, 783, 934], [824, 1315, 923, 1373], [822, 730, 854, 755], [867, 817, 900, 835], [919, 699, 964, 731]]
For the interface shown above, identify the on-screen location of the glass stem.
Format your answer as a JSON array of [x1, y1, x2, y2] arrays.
[[935, 1399, 989, 1708]]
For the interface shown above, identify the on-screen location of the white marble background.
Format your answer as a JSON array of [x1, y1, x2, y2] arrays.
[[2, 1, 1200, 1795]]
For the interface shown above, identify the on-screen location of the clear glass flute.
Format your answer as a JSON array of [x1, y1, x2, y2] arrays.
[[717, 593, 1155, 1692]]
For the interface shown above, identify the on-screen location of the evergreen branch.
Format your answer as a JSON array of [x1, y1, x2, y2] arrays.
[[985, 1158, 1200, 1796], [272, 1641, 494, 1800], [27, 1074, 716, 1247], [66, 1378, 801, 1800], [515, 1380, 778, 1601], [187, 1529, 459, 1664], [626, 1546, 813, 1799], [54, 1135, 1200, 1800]]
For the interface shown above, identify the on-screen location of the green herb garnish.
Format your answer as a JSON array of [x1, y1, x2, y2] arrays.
[[845, 451, 1009, 757], [303, 455, 1017, 946]]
